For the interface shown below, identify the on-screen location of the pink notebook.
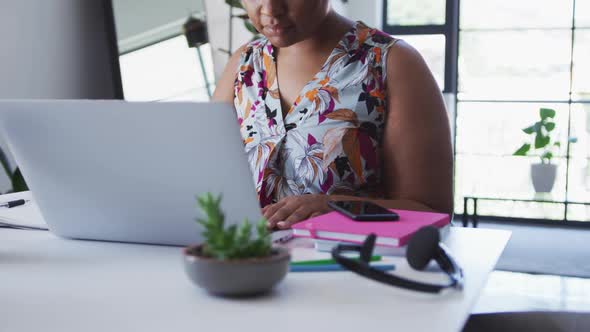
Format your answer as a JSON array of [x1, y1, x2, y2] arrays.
[[291, 209, 450, 247]]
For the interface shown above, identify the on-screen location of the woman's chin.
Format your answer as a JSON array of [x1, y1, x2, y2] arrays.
[[264, 34, 299, 48]]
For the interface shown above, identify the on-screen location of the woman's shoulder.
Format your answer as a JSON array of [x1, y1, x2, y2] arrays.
[[236, 36, 270, 60], [355, 21, 399, 48]]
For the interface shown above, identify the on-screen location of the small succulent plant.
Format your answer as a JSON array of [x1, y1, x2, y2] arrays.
[[196, 193, 271, 260]]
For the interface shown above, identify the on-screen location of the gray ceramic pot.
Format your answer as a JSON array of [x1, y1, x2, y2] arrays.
[[531, 163, 557, 193], [183, 245, 290, 297]]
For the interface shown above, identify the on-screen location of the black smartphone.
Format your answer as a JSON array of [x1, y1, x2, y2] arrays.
[[327, 201, 399, 221]]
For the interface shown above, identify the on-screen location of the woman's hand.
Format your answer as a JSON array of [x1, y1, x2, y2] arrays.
[[263, 194, 333, 229]]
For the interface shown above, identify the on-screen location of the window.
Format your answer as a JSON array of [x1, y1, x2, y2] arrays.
[[385, 0, 590, 222], [386, 0, 446, 26], [401, 34, 446, 88], [576, 0, 590, 27], [455, 0, 590, 221], [572, 30, 590, 101], [458, 30, 572, 101], [119, 35, 215, 102], [382, 0, 458, 92]]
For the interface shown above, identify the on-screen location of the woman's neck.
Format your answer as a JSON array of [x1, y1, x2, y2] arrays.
[[278, 12, 355, 57]]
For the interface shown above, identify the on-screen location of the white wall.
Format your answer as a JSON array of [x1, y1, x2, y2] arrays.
[[0, 1, 117, 100], [0, 0, 119, 192]]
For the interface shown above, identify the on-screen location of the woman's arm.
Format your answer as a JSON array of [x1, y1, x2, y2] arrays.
[[378, 40, 453, 214], [264, 41, 453, 228], [329, 41, 453, 214]]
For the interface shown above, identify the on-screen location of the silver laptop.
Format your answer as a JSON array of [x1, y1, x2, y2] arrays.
[[0, 100, 290, 245]]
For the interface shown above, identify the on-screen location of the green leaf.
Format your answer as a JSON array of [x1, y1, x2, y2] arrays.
[[11, 168, 28, 193], [195, 193, 271, 260], [554, 141, 561, 148], [540, 108, 556, 120], [513, 143, 531, 156], [544, 122, 556, 132], [541, 151, 553, 163], [535, 134, 550, 149], [522, 125, 536, 135], [0, 147, 12, 184], [236, 220, 252, 244], [523, 122, 542, 135], [225, 0, 243, 9], [243, 20, 259, 35]]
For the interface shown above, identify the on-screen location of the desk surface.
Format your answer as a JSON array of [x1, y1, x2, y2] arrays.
[[0, 226, 509, 332]]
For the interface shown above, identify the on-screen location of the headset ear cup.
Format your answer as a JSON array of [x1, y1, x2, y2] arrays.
[[406, 226, 440, 270]]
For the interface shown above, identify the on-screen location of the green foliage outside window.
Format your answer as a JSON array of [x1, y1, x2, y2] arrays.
[[513, 107, 577, 164]]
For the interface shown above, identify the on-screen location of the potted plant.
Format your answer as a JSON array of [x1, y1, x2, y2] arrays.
[[0, 146, 28, 194], [513, 107, 575, 193], [183, 193, 290, 297]]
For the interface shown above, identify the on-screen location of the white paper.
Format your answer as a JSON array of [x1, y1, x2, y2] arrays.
[[0, 191, 48, 229]]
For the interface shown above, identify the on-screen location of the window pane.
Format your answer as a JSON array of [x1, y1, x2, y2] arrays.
[[568, 103, 590, 158], [400, 35, 445, 89], [458, 30, 572, 101], [387, 0, 445, 26], [567, 204, 590, 221], [119, 36, 214, 101], [567, 106, 590, 211], [577, 0, 590, 27], [573, 30, 590, 101], [567, 158, 590, 204], [162, 86, 215, 102], [456, 102, 570, 157], [461, 0, 574, 29], [455, 154, 567, 215], [568, 103, 590, 205]]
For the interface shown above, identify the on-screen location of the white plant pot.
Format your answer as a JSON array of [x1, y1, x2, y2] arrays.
[[531, 163, 557, 193]]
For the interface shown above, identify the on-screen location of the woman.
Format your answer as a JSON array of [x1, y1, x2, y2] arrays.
[[213, 0, 453, 229]]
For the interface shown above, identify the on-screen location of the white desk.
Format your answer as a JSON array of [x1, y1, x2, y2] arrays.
[[0, 223, 509, 332]]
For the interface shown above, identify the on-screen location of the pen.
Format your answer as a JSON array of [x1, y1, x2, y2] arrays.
[[290, 263, 395, 273], [291, 255, 382, 266], [0, 199, 27, 208]]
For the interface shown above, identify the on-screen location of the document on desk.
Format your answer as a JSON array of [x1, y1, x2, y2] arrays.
[[286, 239, 397, 267], [0, 191, 48, 230]]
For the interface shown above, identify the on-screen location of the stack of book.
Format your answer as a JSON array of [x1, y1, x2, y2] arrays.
[[292, 209, 451, 256]]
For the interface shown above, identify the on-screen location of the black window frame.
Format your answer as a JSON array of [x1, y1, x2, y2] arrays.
[[382, 0, 460, 94]]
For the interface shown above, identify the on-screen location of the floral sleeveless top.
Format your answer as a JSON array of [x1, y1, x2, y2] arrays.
[[233, 22, 398, 207]]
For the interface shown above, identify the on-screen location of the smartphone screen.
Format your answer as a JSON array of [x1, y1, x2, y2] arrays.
[[328, 201, 399, 221]]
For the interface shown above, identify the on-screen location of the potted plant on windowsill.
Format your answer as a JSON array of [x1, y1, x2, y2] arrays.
[[513, 107, 575, 193], [183, 193, 290, 297]]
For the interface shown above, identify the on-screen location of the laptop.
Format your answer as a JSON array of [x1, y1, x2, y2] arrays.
[[0, 100, 291, 246]]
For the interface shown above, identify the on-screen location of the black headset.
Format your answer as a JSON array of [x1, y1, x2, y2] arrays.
[[331, 226, 464, 293]]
